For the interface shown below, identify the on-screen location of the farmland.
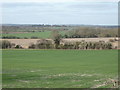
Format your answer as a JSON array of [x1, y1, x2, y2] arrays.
[[2, 30, 66, 39], [1, 24, 119, 88], [2, 31, 52, 39], [1, 25, 118, 39], [2, 50, 118, 88]]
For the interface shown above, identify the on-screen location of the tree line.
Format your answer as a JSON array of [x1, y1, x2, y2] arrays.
[[0, 39, 114, 50], [29, 40, 113, 50], [62, 27, 118, 38], [2, 25, 118, 39]]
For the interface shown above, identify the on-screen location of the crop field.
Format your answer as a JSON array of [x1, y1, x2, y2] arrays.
[[2, 50, 118, 88], [2, 31, 66, 39], [2, 31, 51, 38]]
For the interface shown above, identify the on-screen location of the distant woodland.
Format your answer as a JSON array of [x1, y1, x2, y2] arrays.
[[1, 25, 118, 39]]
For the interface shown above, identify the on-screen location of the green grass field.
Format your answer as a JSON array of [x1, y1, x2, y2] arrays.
[[2, 31, 51, 39], [2, 50, 118, 88], [2, 31, 66, 39]]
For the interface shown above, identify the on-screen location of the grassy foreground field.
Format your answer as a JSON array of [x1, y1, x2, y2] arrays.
[[2, 50, 118, 88]]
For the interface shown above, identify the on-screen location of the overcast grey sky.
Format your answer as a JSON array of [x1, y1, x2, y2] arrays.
[[2, 0, 118, 25]]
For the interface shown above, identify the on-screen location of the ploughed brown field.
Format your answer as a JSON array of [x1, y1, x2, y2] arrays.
[[1, 37, 118, 49]]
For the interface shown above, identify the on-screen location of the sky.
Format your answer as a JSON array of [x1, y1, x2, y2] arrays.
[[1, 0, 118, 25]]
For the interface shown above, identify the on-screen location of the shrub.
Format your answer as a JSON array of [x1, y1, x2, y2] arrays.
[[28, 43, 36, 49], [24, 37, 28, 39], [31, 36, 39, 39], [51, 31, 61, 49], [109, 39, 115, 42], [15, 45, 23, 49], [28, 39, 113, 50], [2, 36, 20, 39], [28, 39, 54, 49], [0, 40, 12, 49]]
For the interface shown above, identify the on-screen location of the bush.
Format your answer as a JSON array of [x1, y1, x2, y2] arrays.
[[109, 39, 115, 42], [51, 31, 61, 49], [60, 41, 113, 50], [28, 39, 113, 50], [2, 36, 20, 39], [28, 39, 54, 49], [15, 45, 23, 49], [0, 40, 12, 49], [31, 36, 39, 39], [28, 43, 36, 49], [24, 37, 28, 39]]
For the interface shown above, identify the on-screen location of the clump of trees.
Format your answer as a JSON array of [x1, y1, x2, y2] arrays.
[[29, 39, 54, 49], [2, 36, 21, 39], [63, 27, 118, 38], [30, 36, 39, 39], [59, 41, 112, 49], [15, 45, 23, 49], [0, 40, 22, 49], [1, 39, 114, 50], [28, 39, 113, 50], [50, 30, 61, 49], [0, 40, 12, 49], [2, 36, 41, 39]]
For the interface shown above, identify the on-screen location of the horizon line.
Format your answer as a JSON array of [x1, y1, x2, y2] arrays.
[[1, 23, 118, 26]]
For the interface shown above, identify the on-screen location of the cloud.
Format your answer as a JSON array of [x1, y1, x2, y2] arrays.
[[2, 2, 54, 8], [2, 0, 75, 3], [1, 0, 119, 3], [69, 2, 117, 11], [2, 1, 118, 25]]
